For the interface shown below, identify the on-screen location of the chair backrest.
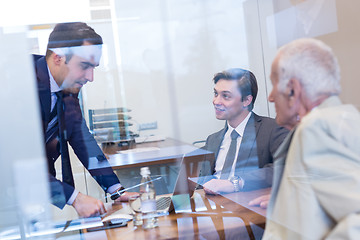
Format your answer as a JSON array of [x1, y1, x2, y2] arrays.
[[174, 148, 214, 196], [192, 140, 206, 148]]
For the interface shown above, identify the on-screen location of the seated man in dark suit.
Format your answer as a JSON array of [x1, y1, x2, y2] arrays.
[[33, 22, 138, 217], [199, 68, 288, 194]]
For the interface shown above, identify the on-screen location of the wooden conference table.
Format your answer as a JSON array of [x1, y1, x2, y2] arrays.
[[88, 138, 213, 174], [87, 138, 214, 194], [81, 188, 270, 240], [82, 138, 269, 239]]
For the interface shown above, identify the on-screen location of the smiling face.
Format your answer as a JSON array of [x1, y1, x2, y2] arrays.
[[213, 79, 251, 128]]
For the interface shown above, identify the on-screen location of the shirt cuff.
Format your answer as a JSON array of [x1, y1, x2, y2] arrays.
[[67, 189, 79, 205], [230, 176, 245, 192], [239, 177, 245, 189], [107, 184, 122, 194]]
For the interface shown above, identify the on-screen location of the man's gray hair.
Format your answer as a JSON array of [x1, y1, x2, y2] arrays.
[[276, 38, 341, 101]]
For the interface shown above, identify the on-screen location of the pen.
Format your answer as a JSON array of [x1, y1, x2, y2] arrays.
[[109, 176, 162, 200]]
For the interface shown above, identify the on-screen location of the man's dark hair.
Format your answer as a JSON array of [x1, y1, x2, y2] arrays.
[[46, 22, 103, 60], [213, 68, 258, 111]]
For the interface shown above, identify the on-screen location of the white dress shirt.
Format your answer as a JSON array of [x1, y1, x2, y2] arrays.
[[214, 112, 252, 179]]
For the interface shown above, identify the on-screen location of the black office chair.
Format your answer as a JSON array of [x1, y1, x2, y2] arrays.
[[192, 140, 206, 148]]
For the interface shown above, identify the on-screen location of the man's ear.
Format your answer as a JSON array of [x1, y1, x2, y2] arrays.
[[287, 78, 301, 106], [50, 53, 63, 66], [289, 89, 294, 96], [243, 95, 253, 108]]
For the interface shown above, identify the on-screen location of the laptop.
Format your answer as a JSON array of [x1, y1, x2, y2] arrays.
[[130, 147, 212, 214]]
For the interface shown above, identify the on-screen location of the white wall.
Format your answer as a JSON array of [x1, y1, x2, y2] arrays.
[[82, 0, 272, 145], [316, 0, 360, 109], [258, 0, 359, 113]]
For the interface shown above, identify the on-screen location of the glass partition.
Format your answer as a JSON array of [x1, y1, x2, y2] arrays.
[[1, 0, 359, 239], [0, 28, 53, 239]]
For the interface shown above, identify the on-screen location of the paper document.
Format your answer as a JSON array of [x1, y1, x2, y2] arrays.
[[117, 147, 160, 154], [102, 207, 133, 223]]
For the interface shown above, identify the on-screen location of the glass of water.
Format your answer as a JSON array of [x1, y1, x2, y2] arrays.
[[129, 196, 142, 227]]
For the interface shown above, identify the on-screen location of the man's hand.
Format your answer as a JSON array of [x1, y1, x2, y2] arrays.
[[248, 194, 270, 209], [203, 179, 237, 195], [72, 192, 106, 218], [114, 191, 140, 202]]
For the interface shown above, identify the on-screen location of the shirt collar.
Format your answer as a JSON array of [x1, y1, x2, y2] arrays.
[[48, 66, 61, 93], [226, 111, 252, 137]]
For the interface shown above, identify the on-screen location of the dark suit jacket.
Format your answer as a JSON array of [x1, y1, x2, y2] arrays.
[[33, 55, 120, 208], [199, 113, 289, 190]]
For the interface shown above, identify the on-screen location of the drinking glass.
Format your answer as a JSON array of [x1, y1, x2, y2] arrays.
[[129, 196, 142, 227]]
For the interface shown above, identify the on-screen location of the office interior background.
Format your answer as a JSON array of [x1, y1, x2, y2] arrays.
[[1, 0, 359, 236]]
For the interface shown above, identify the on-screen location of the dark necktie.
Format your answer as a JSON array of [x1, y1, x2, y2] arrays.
[[220, 130, 239, 179], [45, 100, 59, 143], [56, 91, 75, 187]]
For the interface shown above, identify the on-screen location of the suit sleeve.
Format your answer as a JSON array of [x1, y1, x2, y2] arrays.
[[269, 124, 289, 160], [78, 119, 121, 191], [65, 96, 121, 193], [240, 119, 288, 190], [48, 173, 68, 209], [197, 135, 217, 186]]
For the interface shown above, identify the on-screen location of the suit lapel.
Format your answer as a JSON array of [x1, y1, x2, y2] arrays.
[[35, 56, 51, 125], [206, 126, 227, 173], [213, 127, 227, 160], [234, 113, 260, 172]]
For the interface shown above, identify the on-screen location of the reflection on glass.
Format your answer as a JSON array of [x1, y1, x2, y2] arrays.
[[0, 26, 52, 239], [267, 0, 338, 47], [2, 0, 358, 239]]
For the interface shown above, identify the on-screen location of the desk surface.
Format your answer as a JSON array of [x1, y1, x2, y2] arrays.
[[81, 189, 268, 240], [102, 138, 184, 154], [89, 138, 213, 171]]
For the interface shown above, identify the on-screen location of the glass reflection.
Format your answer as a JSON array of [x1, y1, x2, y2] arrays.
[[1, 0, 359, 239]]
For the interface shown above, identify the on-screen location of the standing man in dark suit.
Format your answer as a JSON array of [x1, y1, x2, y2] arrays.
[[200, 68, 288, 194], [34, 22, 138, 217]]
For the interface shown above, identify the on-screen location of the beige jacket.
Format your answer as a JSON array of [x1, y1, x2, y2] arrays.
[[263, 96, 360, 240]]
